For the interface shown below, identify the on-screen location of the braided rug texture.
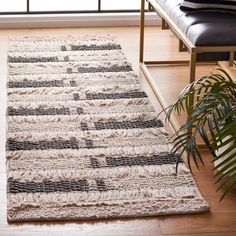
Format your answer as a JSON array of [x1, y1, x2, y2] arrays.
[[7, 35, 209, 222]]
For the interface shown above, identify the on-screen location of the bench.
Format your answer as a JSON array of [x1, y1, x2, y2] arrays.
[[139, 0, 236, 132]]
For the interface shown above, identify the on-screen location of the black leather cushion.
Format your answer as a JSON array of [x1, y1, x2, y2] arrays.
[[155, 0, 236, 61], [180, 0, 236, 11]]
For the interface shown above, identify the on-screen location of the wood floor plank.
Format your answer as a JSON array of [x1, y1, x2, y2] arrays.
[[0, 26, 235, 236], [162, 232, 236, 236], [159, 212, 236, 235]]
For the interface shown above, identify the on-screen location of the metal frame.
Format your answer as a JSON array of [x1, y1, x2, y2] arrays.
[[0, 0, 140, 15], [140, 0, 236, 135]]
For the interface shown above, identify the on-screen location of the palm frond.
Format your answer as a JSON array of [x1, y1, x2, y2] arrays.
[[160, 69, 236, 200]]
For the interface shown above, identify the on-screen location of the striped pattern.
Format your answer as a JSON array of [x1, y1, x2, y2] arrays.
[[7, 35, 209, 222], [180, 0, 236, 11]]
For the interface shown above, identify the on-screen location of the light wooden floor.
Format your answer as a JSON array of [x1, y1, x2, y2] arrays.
[[0, 27, 236, 236]]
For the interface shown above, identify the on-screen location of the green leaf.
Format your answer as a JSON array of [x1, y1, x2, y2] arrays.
[[162, 68, 236, 200]]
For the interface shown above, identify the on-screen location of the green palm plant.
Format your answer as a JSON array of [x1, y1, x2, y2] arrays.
[[163, 69, 236, 201]]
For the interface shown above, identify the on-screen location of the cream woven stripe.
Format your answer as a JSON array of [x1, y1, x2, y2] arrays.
[[9, 35, 118, 52], [8, 198, 209, 222], [6, 144, 174, 160], [8, 85, 142, 102], [8, 186, 200, 209], [8, 71, 139, 82], [8, 50, 126, 61], [8, 163, 190, 182], [8, 113, 158, 133]]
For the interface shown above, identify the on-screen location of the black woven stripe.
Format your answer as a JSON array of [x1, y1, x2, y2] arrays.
[[66, 65, 133, 74], [105, 154, 182, 168], [67, 68, 73, 74], [61, 46, 67, 51], [70, 44, 121, 51], [8, 179, 108, 193], [8, 80, 64, 88], [95, 180, 107, 191], [90, 158, 101, 168], [94, 119, 163, 130], [85, 139, 94, 149], [77, 107, 84, 115], [81, 122, 89, 131], [85, 92, 147, 100], [7, 138, 80, 151], [78, 65, 133, 73], [8, 107, 70, 116], [64, 56, 69, 62], [77, 65, 132, 74], [7, 138, 94, 151], [8, 56, 59, 63], [73, 93, 80, 101], [70, 80, 77, 86], [8, 180, 89, 193]]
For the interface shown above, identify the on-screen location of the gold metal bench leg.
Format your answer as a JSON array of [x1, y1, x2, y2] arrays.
[[139, 0, 145, 63], [187, 52, 197, 142], [229, 51, 234, 67], [190, 52, 197, 83], [218, 61, 236, 81]]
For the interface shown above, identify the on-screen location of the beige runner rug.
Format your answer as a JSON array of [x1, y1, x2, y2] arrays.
[[6, 35, 209, 222]]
